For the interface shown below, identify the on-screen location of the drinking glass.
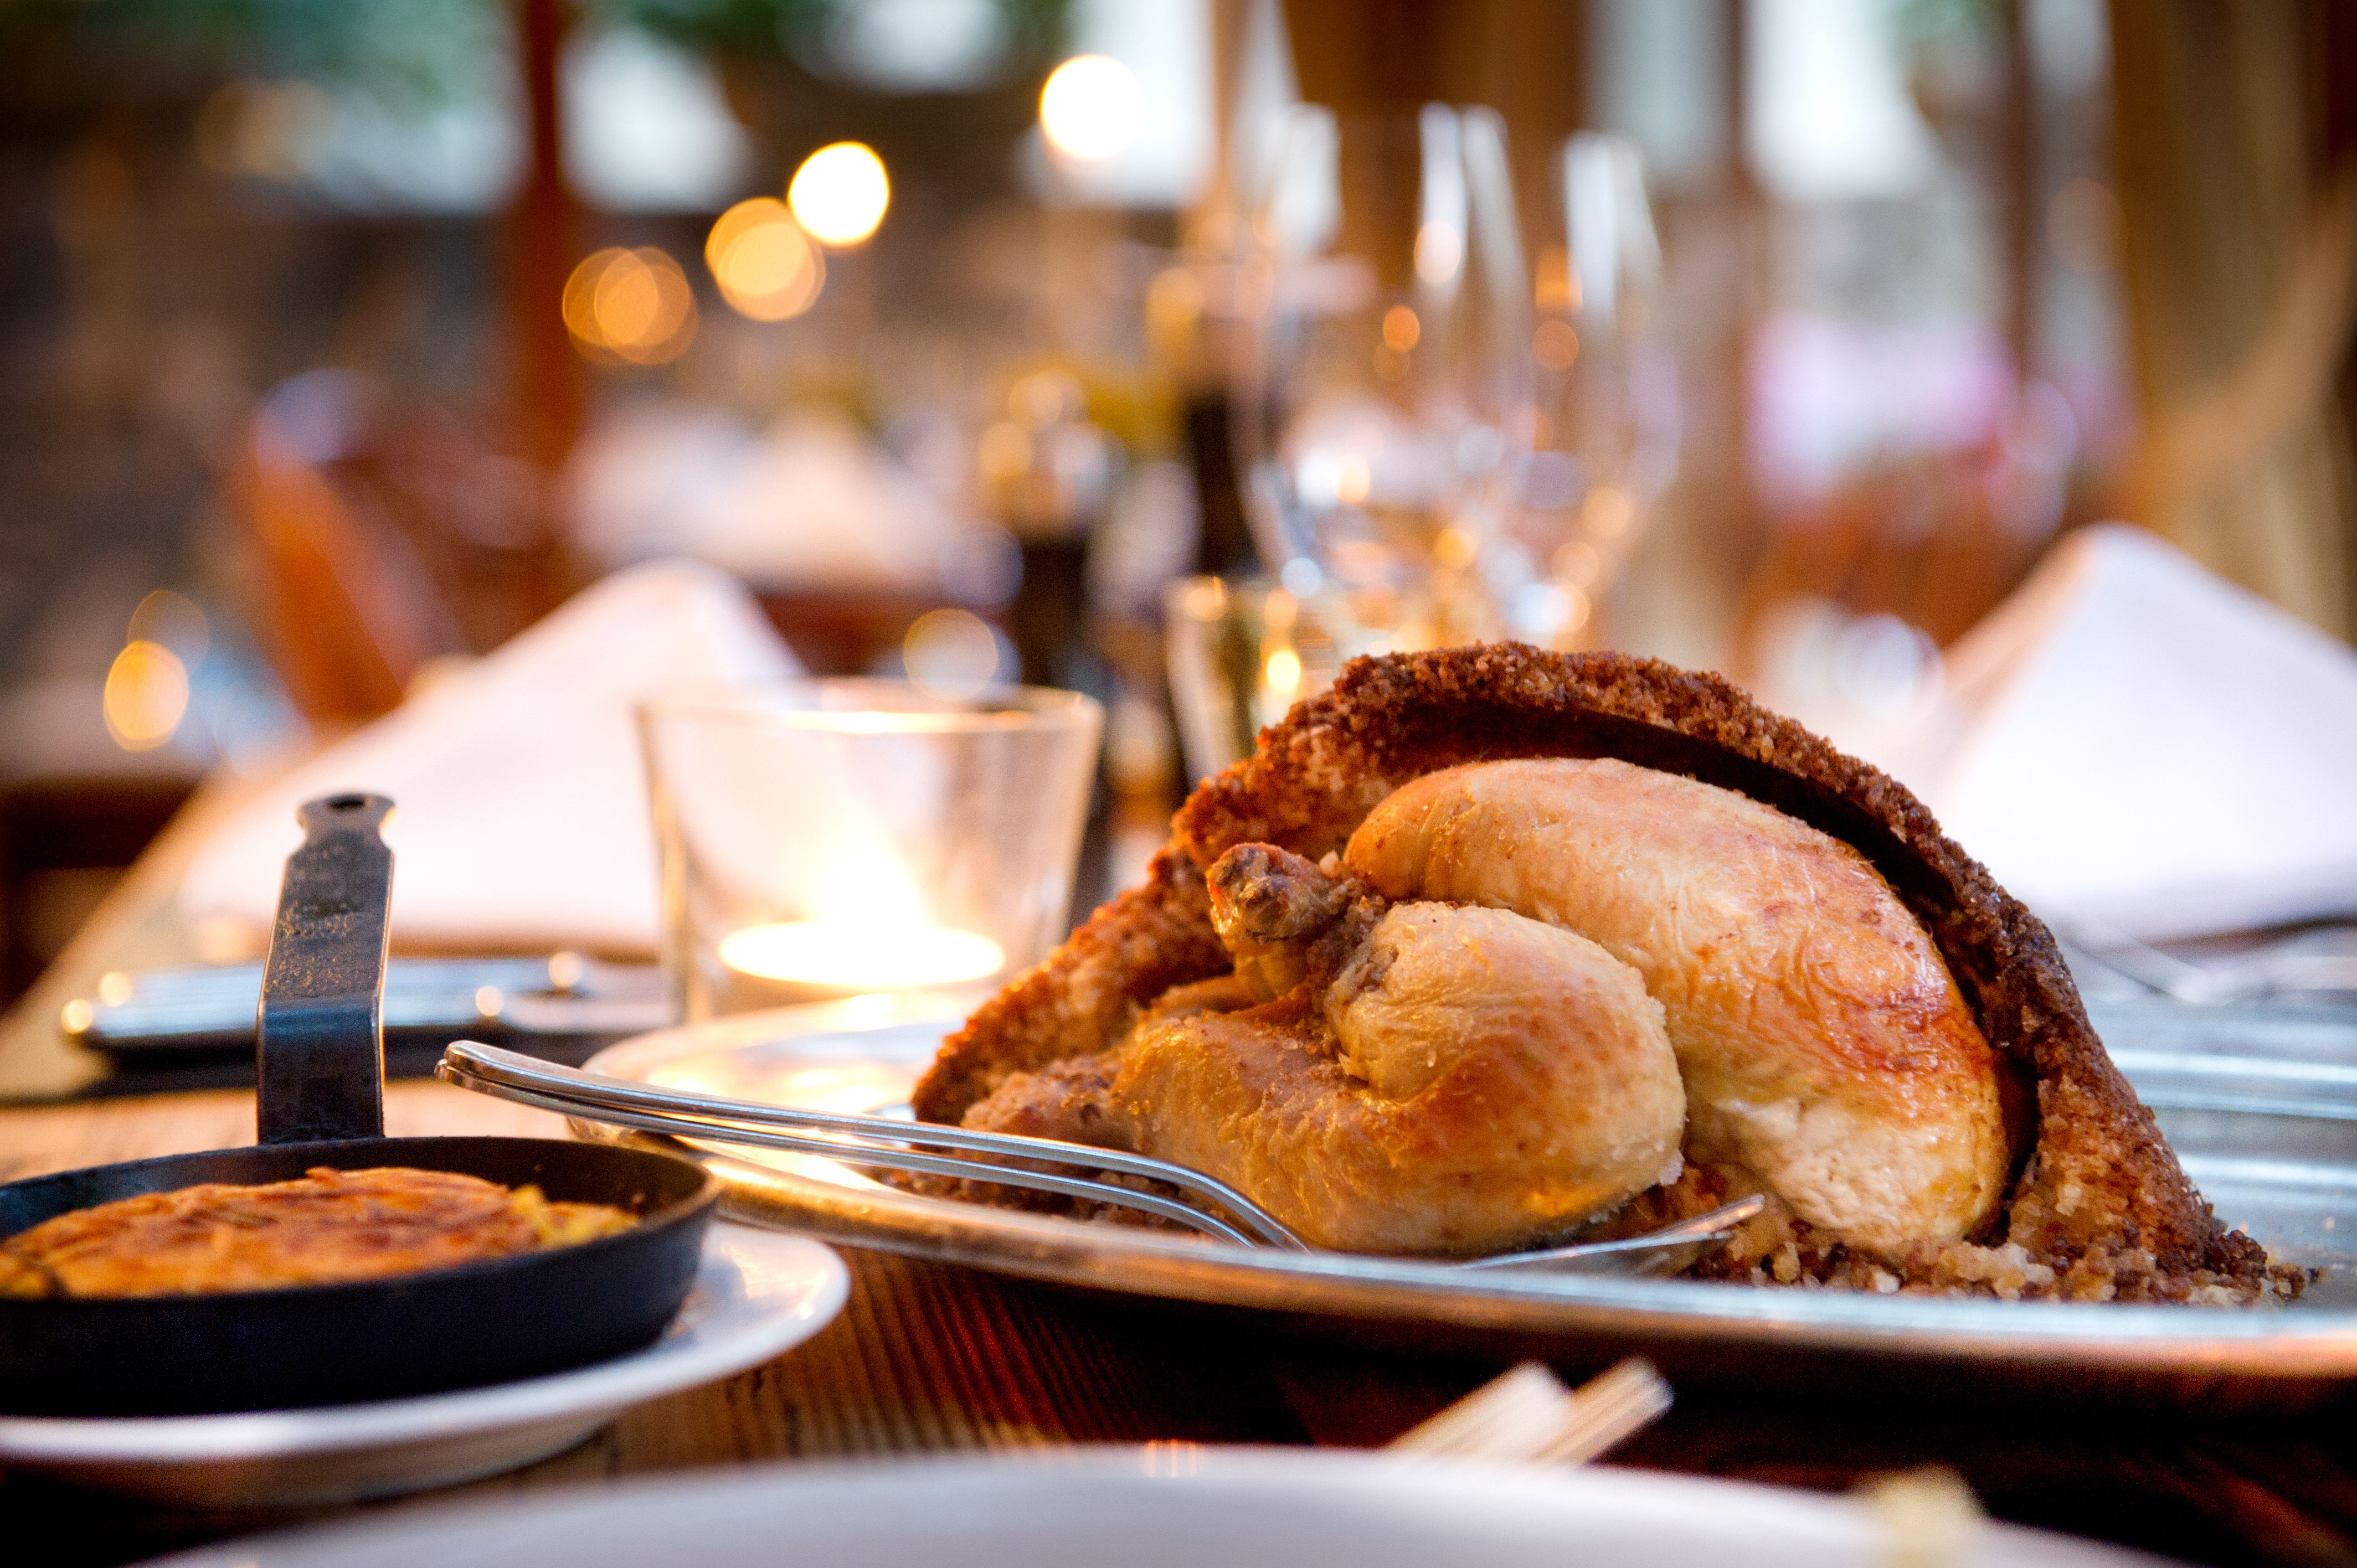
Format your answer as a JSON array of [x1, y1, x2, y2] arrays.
[[1494, 133, 1680, 649], [639, 679, 1103, 1022], [1163, 574, 1389, 785], [1234, 104, 1531, 651]]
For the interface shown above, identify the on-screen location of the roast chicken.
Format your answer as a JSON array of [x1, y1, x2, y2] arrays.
[[972, 838, 1688, 1254], [917, 647, 2291, 1301], [961, 759, 2008, 1259]]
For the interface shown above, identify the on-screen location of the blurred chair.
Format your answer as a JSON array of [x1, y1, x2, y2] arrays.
[[752, 590, 960, 678], [227, 372, 566, 725], [1730, 381, 2094, 690], [0, 775, 195, 1007], [2113, 3, 2357, 643], [0, 670, 207, 1008]]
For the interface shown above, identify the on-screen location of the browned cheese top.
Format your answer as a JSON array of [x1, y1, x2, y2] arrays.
[[0, 1167, 636, 1299]]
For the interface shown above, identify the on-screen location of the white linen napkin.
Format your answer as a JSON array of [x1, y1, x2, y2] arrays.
[[567, 406, 959, 591], [1843, 524, 2357, 941], [179, 559, 800, 956]]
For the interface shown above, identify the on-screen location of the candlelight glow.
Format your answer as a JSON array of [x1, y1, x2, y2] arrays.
[[1039, 54, 1141, 162], [563, 246, 698, 364], [706, 197, 825, 321], [720, 921, 1005, 992], [103, 638, 189, 751], [789, 142, 890, 246]]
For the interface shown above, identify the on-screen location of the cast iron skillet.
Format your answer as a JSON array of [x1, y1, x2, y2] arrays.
[[0, 794, 721, 1417]]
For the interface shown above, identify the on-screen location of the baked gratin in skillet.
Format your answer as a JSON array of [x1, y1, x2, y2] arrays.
[[0, 1167, 637, 1299], [914, 646, 2298, 1304]]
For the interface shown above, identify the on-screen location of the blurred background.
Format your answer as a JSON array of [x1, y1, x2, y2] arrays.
[[2, 0, 2353, 1007]]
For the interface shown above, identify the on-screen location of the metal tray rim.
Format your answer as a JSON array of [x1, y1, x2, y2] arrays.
[[574, 999, 2357, 1390]]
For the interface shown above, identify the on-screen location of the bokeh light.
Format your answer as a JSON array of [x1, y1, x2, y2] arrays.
[[103, 639, 190, 751], [1039, 54, 1142, 162], [903, 607, 1003, 700], [562, 246, 698, 364], [1583, 484, 1635, 539], [788, 143, 890, 246], [1335, 455, 1371, 506], [1533, 318, 1579, 372], [128, 589, 210, 665], [194, 79, 333, 182], [1413, 220, 1464, 285], [2047, 177, 2122, 275], [975, 421, 1032, 482], [1264, 647, 1303, 695], [706, 197, 825, 321]]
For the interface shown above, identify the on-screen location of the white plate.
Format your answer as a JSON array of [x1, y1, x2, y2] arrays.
[[0, 1224, 847, 1508], [138, 1447, 2170, 1567], [566, 995, 2357, 1410]]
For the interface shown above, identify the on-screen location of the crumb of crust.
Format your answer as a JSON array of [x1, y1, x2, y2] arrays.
[[911, 847, 1229, 1126], [1912, 1242, 2061, 1301], [923, 644, 2297, 1302]]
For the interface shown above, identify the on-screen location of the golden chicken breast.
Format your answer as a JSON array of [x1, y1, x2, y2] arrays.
[[1348, 757, 2010, 1256]]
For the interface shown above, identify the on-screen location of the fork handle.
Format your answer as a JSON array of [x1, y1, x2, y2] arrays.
[[441, 1038, 1310, 1249]]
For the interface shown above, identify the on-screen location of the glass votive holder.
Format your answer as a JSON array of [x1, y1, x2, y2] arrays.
[[638, 679, 1104, 1022], [1163, 575, 1394, 785]]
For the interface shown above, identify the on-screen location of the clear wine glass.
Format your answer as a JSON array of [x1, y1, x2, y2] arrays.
[[1494, 132, 1680, 650], [1234, 103, 1531, 652]]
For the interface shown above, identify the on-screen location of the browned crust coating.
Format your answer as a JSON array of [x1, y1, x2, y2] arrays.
[[914, 644, 2273, 1295], [918, 845, 1230, 1127]]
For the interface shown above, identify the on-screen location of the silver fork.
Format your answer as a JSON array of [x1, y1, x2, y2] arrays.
[[441, 1039, 1305, 1249], [438, 1040, 1761, 1273]]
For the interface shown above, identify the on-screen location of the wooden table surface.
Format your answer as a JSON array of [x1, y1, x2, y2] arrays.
[[5, 786, 2356, 1568]]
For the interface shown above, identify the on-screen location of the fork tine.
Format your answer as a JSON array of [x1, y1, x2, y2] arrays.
[[1449, 1196, 1766, 1275]]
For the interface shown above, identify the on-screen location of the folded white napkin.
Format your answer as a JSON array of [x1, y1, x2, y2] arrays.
[[566, 405, 959, 591], [1843, 524, 2357, 941], [179, 559, 800, 956]]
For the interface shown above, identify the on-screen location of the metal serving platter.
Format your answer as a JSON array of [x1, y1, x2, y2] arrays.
[[573, 991, 2357, 1412]]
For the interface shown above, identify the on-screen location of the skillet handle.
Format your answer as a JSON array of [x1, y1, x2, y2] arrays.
[[256, 793, 395, 1144]]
